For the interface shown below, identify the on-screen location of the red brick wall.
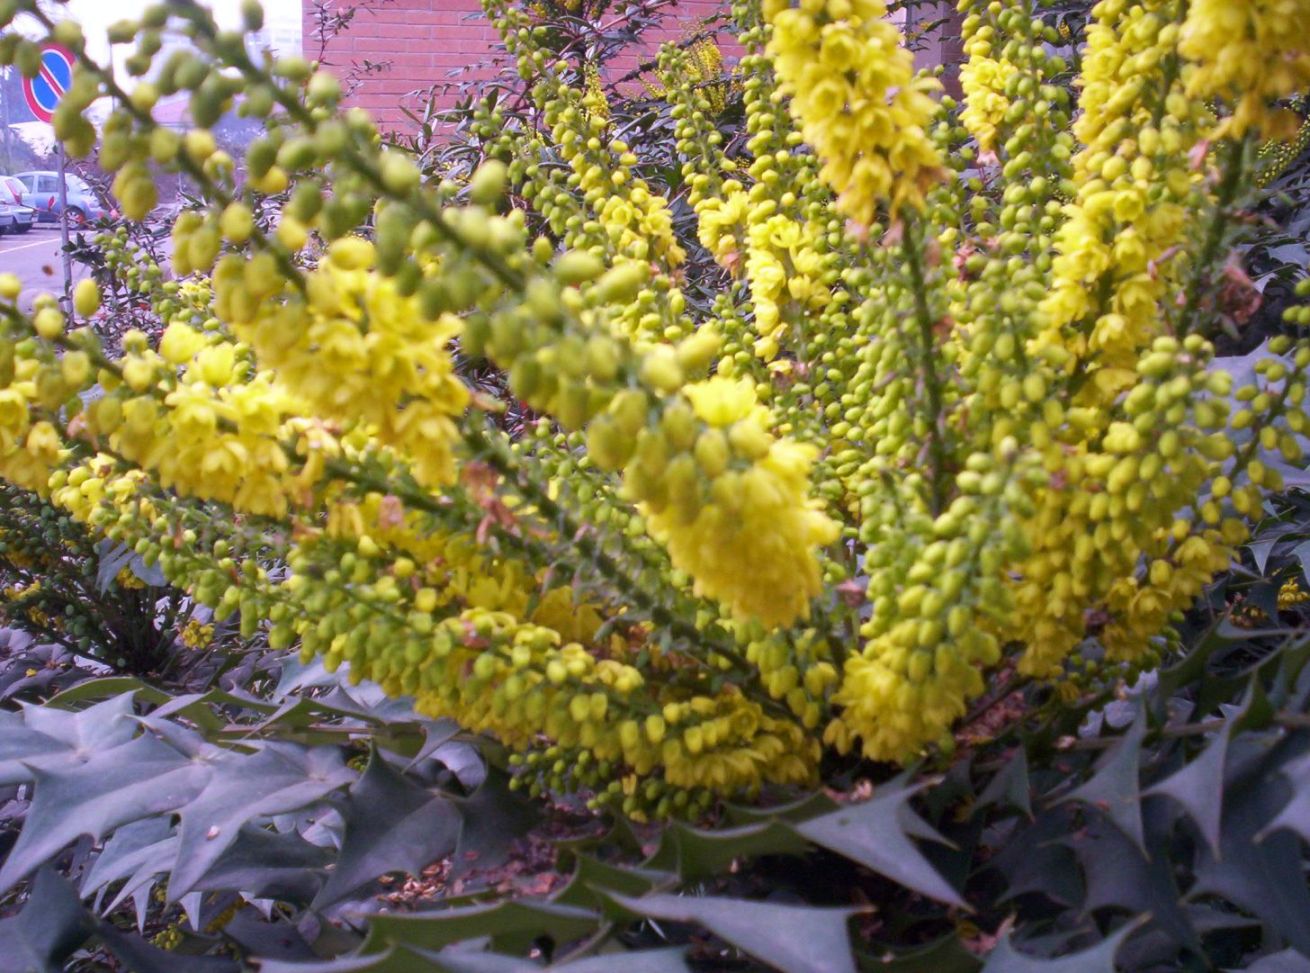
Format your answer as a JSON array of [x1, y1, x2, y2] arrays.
[[304, 0, 734, 130]]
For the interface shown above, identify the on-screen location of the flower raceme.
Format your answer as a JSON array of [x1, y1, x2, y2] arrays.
[[764, 0, 944, 221], [0, 0, 1306, 813]]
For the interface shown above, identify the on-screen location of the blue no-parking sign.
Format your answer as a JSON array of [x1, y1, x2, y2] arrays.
[[21, 43, 73, 124]]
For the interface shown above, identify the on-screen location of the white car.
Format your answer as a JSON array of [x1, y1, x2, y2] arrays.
[[0, 177, 35, 235]]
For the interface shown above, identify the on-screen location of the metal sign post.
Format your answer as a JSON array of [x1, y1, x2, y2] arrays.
[[57, 142, 71, 309], [21, 44, 75, 309]]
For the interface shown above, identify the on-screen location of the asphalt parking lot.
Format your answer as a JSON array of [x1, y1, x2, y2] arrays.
[[0, 224, 87, 311]]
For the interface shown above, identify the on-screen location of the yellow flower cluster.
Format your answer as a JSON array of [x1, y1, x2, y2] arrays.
[[1179, 0, 1310, 138], [742, 213, 830, 361], [180, 617, 215, 649], [212, 239, 469, 491], [695, 187, 750, 268], [764, 0, 943, 221], [1280, 577, 1310, 609], [959, 54, 1018, 153], [0, 0, 1305, 814], [612, 376, 838, 626], [1037, 0, 1206, 385], [547, 89, 685, 272]]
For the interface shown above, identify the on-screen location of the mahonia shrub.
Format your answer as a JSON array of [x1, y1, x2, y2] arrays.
[[0, 0, 1308, 819]]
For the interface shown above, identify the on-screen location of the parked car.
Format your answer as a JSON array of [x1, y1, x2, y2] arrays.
[[11, 171, 111, 224], [0, 176, 35, 235]]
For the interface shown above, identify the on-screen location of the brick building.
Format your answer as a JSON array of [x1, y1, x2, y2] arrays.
[[304, 0, 733, 130], [303, 0, 962, 130]]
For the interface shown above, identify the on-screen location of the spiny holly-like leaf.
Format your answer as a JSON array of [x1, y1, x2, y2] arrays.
[[724, 791, 840, 824], [1191, 740, 1310, 956], [1058, 702, 1147, 854], [94, 540, 136, 594], [450, 768, 536, 876], [375, 952, 518, 973], [553, 854, 670, 915], [190, 825, 334, 903], [793, 780, 966, 907], [552, 947, 690, 972], [1071, 813, 1197, 953], [980, 923, 1137, 973], [100, 831, 179, 927], [0, 733, 210, 892], [82, 817, 175, 904], [0, 693, 138, 785], [977, 748, 1032, 819], [405, 719, 463, 771], [257, 946, 446, 973], [0, 868, 94, 973], [1229, 950, 1310, 973], [169, 743, 353, 899], [1155, 622, 1232, 700], [312, 749, 461, 909], [96, 922, 239, 973], [362, 900, 600, 955], [43, 677, 171, 709], [643, 819, 810, 881], [430, 947, 692, 973], [872, 935, 981, 973], [1142, 726, 1229, 857], [992, 810, 1082, 908], [1258, 751, 1310, 845], [609, 892, 859, 973]]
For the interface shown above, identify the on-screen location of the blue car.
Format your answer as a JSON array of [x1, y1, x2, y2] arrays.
[[11, 171, 113, 224]]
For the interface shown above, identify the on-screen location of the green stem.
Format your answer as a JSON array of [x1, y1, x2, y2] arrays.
[[902, 216, 949, 514], [1177, 138, 1248, 334]]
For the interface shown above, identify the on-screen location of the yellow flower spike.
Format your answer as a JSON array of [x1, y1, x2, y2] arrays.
[[1179, 0, 1310, 139], [765, 0, 943, 222]]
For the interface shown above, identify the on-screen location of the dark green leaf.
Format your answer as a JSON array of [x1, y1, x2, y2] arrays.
[[643, 819, 809, 881], [222, 909, 319, 961], [1192, 740, 1310, 956], [609, 892, 859, 973], [1072, 814, 1197, 953], [451, 768, 536, 876], [992, 811, 1082, 908], [257, 946, 447, 973], [0, 733, 210, 892], [724, 792, 840, 824], [794, 781, 966, 907], [170, 744, 353, 899], [0, 693, 138, 784], [553, 947, 690, 972], [94, 541, 136, 594], [977, 749, 1032, 818], [1059, 703, 1146, 854], [191, 825, 334, 903], [97, 922, 239, 973], [980, 924, 1136, 973], [862, 935, 981, 973], [406, 720, 463, 771], [0, 869, 95, 973], [44, 677, 171, 709], [312, 750, 461, 909], [1258, 752, 1310, 844], [1142, 726, 1229, 857], [1230, 950, 1310, 973], [552, 854, 670, 915], [362, 900, 600, 955], [1293, 541, 1310, 587], [82, 817, 175, 901]]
